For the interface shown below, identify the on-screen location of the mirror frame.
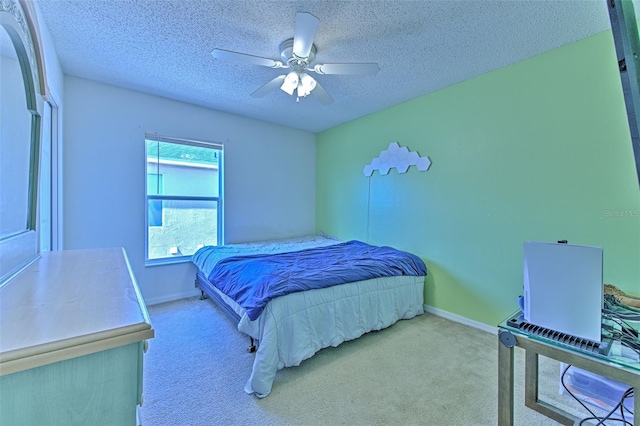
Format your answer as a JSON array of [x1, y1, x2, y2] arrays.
[[0, 0, 45, 285]]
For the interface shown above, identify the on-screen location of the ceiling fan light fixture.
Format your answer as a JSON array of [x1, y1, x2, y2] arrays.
[[297, 73, 317, 98], [280, 71, 299, 95], [296, 85, 307, 98]]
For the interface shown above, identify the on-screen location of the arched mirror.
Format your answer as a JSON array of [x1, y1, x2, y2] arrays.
[[0, 0, 44, 285]]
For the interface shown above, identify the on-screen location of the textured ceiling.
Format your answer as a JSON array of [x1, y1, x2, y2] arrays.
[[36, 0, 620, 133]]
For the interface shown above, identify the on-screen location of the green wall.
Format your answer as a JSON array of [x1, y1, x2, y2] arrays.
[[316, 31, 640, 326]]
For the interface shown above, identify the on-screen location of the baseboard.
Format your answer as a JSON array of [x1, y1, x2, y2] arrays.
[[145, 289, 200, 306], [423, 304, 497, 335]]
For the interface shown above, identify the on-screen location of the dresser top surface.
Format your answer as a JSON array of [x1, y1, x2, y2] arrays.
[[0, 248, 153, 362]]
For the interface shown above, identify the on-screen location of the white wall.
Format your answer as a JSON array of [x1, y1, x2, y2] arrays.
[[63, 76, 316, 304]]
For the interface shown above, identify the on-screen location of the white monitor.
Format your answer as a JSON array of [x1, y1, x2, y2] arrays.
[[523, 241, 603, 343]]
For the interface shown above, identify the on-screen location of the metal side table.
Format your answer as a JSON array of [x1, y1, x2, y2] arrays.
[[498, 311, 640, 425]]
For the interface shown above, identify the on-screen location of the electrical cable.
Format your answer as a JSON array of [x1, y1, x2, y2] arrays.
[[601, 308, 640, 356], [561, 365, 634, 425], [552, 294, 640, 424], [561, 365, 603, 422], [366, 175, 371, 243], [578, 388, 634, 426], [605, 294, 640, 317], [619, 388, 634, 425]]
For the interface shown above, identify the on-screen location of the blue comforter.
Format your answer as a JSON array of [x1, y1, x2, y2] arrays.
[[208, 240, 427, 321]]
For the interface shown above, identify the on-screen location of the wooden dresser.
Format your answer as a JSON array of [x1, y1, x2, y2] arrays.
[[0, 248, 154, 425]]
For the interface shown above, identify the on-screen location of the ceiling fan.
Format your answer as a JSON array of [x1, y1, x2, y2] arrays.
[[211, 12, 380, 105]]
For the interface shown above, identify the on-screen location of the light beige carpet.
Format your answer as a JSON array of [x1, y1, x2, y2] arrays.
[[139, 297, 599, 425]]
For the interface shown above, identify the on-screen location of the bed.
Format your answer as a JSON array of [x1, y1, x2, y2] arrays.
[[191, 234, 426, 397]]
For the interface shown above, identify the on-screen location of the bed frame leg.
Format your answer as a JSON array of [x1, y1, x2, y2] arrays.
[[199, 289, 208, 300], [247, 337, 256, 353]]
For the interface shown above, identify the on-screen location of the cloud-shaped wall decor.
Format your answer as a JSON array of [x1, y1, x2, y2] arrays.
[[363, 142, 431, 176]]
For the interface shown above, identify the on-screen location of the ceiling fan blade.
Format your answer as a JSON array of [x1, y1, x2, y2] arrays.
[[212, 49, 284, 68], [312, 63, 380, 75], [251, 75, 286, 98], [293, 12, 319, 59], [311, 80, 334, 105]]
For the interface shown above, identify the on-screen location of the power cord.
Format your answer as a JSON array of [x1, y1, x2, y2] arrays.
[[561, 364, 634, 425], [602, 313, 640, 355]]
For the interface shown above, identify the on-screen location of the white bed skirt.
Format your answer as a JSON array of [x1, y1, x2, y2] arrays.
[[230, 275, 425, 397]]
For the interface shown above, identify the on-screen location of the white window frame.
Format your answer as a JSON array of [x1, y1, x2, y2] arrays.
[[144, 133, 223, 266]]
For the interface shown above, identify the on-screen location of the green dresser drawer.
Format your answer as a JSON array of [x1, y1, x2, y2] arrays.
[[0, 342, 144, 426]]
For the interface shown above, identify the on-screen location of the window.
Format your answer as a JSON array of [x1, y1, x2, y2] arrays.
[[145, 134, 223, 265]]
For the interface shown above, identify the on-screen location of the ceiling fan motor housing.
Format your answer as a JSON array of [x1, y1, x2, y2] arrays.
[[280, 38, 317, 67]]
